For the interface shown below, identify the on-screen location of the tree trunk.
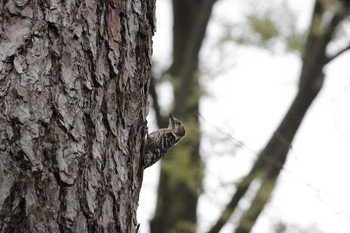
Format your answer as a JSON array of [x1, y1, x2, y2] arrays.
[[0, 0, 155, 232]]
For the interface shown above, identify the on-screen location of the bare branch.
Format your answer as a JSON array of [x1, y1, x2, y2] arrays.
[[207, 171, 256, 233], [149, 75, 167, 128], [325, 44, 350, 64]]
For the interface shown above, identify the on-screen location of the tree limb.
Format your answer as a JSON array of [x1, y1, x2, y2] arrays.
[[149, 75, 168, 128], [207, 1, 343, 230], [325, 44, 350, 64]]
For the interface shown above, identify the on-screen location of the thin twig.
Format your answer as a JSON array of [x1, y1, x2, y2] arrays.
[[325, 44, 350, 64]]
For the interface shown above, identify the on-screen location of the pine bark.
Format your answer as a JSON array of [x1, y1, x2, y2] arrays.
[[0, 0, 155, 232]]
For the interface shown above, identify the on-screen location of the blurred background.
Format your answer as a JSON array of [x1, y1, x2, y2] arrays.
[[138, 0, 350, 232]]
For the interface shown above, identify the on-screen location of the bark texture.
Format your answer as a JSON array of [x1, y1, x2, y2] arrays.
[[0, 0, 155, 232]]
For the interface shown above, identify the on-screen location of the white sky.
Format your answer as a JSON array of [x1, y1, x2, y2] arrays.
[[139, 0, 350, 232]]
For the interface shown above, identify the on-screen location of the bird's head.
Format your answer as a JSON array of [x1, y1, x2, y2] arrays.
[[169, 114, 186, 140]]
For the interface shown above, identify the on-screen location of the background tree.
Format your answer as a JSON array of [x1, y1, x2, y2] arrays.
[[149, 0, 217, 232], [209, 1, 350, 232], [147, 0, 350, 232], [0, 0, 155, 232]]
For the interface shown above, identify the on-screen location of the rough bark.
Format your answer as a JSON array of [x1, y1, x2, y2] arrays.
[[0, 0, 155, 232], [150, 0, 216, 232]]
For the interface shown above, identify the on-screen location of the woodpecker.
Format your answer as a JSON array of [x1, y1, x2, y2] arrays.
[[143, 114, 186, 169]]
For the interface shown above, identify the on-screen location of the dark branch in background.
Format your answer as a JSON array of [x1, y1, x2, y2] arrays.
[[149, 75, 168, 128], [299, 0, 344, 90], [325, 44, 350, 64], [207, 80, 323, 233], [320, 4, 349, 65], [207, 0, 349, 232], [207, 169, 256, 233], [232, 0, 348, 231], [234, 77, 324, 233]]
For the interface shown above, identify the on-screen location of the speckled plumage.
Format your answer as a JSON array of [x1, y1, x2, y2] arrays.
[[143, 114, 186, 169]]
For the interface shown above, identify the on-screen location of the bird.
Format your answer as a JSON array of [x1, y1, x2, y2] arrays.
[[143, 114, 186, 169]]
